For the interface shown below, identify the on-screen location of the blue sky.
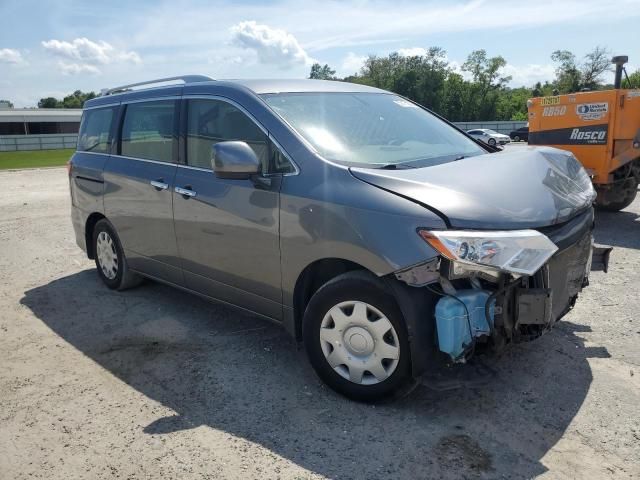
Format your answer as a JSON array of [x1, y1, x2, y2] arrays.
[[1, 0, 639, 107]]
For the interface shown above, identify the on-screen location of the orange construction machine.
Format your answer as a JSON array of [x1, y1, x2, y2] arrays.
[[528, 56, 640, 211]]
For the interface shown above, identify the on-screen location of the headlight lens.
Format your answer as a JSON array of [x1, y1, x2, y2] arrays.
[[418, 229, 558, 276]]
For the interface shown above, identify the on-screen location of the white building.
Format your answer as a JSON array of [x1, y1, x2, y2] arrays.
[[0, 108, 82, 135]]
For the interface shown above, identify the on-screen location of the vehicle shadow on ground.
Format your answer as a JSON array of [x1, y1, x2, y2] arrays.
[[21, 271, 608, 479], [594, 208, 640, 250]]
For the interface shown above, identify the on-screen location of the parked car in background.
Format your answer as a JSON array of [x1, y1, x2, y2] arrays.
[[466, 128, 511, 146], [69, 76, 605, 402], [509, 126, 529, 142]]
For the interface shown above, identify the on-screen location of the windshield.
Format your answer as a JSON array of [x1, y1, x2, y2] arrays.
[[483, 129, 499, 135], [261, 92, 485, 168]]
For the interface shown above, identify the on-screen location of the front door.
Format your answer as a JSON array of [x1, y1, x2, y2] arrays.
[[173, 97, 286, 319], [103, 99, 183, 285]]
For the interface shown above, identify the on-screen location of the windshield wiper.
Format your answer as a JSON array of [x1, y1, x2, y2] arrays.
[[376, 163, 415, 170]]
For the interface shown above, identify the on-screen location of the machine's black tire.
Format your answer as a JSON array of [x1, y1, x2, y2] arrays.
[[488, 138, 497, 146], [92, 219, 142, 291], [513, 135, 520, 142], [596, 179, 638, 212], [302, 271, 413, 402]]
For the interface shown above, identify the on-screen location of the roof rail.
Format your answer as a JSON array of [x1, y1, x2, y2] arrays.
[[100, 75, 214, 96]]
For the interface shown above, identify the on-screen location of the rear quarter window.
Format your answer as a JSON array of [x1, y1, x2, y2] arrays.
[[77, 107, 115, 153]]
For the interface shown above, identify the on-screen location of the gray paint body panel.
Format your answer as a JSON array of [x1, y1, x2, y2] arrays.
[[102, 156, 183, 285], [173, 166, 283, 317]]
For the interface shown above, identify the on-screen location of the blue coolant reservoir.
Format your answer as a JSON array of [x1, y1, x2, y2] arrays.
[[435, 289, 495, 361]]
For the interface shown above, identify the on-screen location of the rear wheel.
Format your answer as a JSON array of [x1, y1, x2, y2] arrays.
[[93, 219, 142, 290], [596, 178, 638, 212], [302, 271, 413, 402]]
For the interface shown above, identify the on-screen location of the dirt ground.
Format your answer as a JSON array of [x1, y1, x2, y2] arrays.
[[1, 167, 638, 480]]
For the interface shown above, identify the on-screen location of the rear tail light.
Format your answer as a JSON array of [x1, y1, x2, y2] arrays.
[[66, 159, 72, 175]]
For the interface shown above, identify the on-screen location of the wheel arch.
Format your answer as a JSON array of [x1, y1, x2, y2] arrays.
[[85, 212, 106, 259], [291, 258, 371, 341]]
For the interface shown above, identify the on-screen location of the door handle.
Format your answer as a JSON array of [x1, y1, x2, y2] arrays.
[[175, 186, 197, 198], [150, 180, 169, 190]]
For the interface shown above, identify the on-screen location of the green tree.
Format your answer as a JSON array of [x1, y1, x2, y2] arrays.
[[354, 48, 450, 111], [61, 90, 96, 108], [38, 97, 61, 108], [622, 69, 640, 88], [581, 46, 611, 90], [551, 50, 581, 93], [461, 50, 511, 120], [0, 99, 14, 108], [551, 47, 612, 93], [37, 91, 96, 109], [310, 45, 617, 121], [440, 72, 469, 121], [309, 63, 336, 80], [496, 87, 530, 121]]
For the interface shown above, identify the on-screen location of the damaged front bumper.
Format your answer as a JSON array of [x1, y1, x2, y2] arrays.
[[395, 207, 611, 364]]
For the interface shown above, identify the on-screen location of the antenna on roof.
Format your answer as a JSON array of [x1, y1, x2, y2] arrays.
[[100, 75, 214, 96]]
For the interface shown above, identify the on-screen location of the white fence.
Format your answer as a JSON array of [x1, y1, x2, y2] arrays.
[[0, 134, 78, 152]]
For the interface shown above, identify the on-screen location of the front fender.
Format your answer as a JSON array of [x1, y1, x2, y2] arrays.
[[279, 166, 445, 308]]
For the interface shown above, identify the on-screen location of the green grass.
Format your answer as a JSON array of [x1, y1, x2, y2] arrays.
[[0, 149, 74, 170]]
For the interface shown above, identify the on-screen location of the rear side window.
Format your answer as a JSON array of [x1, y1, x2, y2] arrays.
[[186, 99, 294, 174], [121, 100, 176, 162], [77, 107, 114, 153]]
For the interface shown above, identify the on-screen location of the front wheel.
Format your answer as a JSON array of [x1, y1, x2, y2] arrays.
[[513, 135, 520, 142], [487, 138, 497, 146], [302, 271, 413, 402]]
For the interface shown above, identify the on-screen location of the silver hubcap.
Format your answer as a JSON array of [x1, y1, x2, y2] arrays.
[[96, 231, 118, 280], [320, 301, 400, 385]]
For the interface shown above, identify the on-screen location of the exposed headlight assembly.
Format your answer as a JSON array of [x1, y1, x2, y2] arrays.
[[418, 229, 558, 276]]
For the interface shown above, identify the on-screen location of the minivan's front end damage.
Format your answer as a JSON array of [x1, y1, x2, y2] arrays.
[[394, 207, 609, 366], [349, 145, 611, 371]]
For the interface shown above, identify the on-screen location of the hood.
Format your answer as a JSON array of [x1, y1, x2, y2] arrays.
[[350, 146, 596, 229]]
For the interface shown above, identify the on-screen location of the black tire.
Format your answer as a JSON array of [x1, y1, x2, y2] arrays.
[[488, 138, 496, 146], [92, 219, 142, 290], [302, 271, 413, 402], [513, 135, 520, 142], [596, 179, 638, 212]]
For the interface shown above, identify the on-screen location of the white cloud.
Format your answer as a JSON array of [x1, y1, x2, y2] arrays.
[[397, 47, 428, 57], [341, 52, 367, 75], [58, 62, 101, 75], [0, 48, 24, 64], [501, 63, 556, 87], [230, 21, 314, 68], [41, 37, 141, 74]]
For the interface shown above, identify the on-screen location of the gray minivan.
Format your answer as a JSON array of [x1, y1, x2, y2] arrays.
[[69, 76, 607, 401]]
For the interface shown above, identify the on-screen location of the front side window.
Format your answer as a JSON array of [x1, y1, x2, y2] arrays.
[[263, 92, 486, 168], [121, 100, 176, 162], [186, 99, 294, 173], [78, 108, 114, 153]]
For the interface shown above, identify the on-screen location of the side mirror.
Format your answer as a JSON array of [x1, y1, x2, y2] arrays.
[[212, 141, 261, 179]]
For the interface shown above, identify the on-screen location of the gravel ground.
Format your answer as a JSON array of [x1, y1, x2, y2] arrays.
[[1, 166, 638, 480]]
